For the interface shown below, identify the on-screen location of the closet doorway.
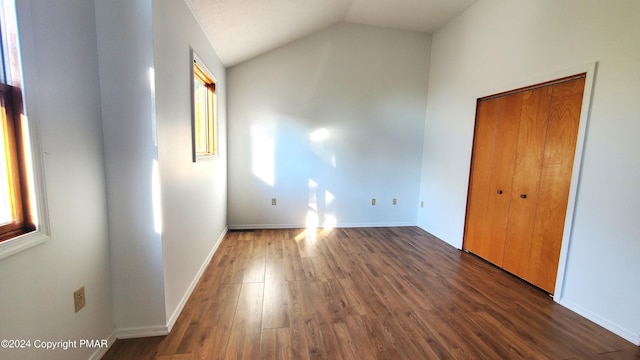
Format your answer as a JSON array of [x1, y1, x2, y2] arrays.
[[463, 74, 586, 294]]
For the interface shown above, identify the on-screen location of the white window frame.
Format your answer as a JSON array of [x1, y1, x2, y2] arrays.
[[190, 49, 218, 162], [0, 0, 50, 260]]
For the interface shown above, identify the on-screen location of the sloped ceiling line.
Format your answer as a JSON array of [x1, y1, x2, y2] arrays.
[[184, 0, 478, 66]]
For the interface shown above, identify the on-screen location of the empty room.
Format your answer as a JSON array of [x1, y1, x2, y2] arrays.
[[0, 0, 638, 359]]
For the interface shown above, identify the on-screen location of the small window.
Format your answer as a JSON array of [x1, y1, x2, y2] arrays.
[[0, 0, 36, 242], [191, 51, 217, 161], [0, 0, 48, 259]]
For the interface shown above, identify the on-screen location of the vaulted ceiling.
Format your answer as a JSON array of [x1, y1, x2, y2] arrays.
[[184, 0, 479, 66]]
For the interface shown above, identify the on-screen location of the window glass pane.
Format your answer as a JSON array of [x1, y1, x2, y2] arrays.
[[0, 95, 13, 225], [194, 78, 208, 153], [192, 55, 216, 160]]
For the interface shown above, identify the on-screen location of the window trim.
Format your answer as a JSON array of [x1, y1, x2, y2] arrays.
[[0, 0, 50, 260], [190, 49, 218, 162]]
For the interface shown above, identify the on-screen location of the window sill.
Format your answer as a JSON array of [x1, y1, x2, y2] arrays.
[[194, 153, 218, 162], [0, 230, 49, 260]]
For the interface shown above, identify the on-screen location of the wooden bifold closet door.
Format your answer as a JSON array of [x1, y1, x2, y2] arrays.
[[464, 75, 586, 294]]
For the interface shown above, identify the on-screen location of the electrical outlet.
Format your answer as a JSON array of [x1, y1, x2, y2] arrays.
[[74, 286, 86, 313], [271, 198, 277, 206], [392, 198, 397, 205], [371, 198, 376, 206]]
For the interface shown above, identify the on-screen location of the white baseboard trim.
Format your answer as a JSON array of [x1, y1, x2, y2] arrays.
[[88, 330, 118, 360], [165, 226, 228, 332], [93, 227, 229, 358], [228, 222, 416, 230], [115, 325, 169, 339], [558, 298, 640, 346]]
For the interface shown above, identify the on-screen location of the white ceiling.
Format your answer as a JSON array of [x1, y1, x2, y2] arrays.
[[184, 0, 479, 67]]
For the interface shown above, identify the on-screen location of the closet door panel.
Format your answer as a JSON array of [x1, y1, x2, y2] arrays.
[[502, 87, 553, 278], [464, 99, 499, 259], [480, 93, 523, 265], [528, 78, 585, 293]]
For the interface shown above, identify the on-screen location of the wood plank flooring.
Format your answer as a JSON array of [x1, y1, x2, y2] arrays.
[[101, 227, 639, 359]]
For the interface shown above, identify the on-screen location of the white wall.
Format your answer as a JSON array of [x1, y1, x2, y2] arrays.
[[96, 0, 166, 335], [152, 0, 228, 327], [418, 0, 640, 345], [0, 0, 229, 357], [228, 23, 431, 228], [0, 0, 115, 359]]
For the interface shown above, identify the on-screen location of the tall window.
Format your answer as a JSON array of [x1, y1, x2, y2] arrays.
[[0, 0, 38, 245], [191, 51, 217, 161]]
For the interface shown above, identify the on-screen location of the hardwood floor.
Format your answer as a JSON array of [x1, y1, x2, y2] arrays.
[[101, 227, 639, 359]]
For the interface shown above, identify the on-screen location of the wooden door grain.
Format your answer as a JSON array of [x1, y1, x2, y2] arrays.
[[464, 74, 585, 294], [464, 98, 499, 261], [502, 86, 553, 278], [482, 93, 523, 266], [464, 94, 524, 266], [527, 77, 585, 293]]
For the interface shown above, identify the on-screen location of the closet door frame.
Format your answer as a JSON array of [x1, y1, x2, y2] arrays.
[[467, 62, 597, 303]]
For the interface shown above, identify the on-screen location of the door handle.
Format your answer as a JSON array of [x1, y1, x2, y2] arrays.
[[497, 190, 503, 195], [520, 194, 527, 199]]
